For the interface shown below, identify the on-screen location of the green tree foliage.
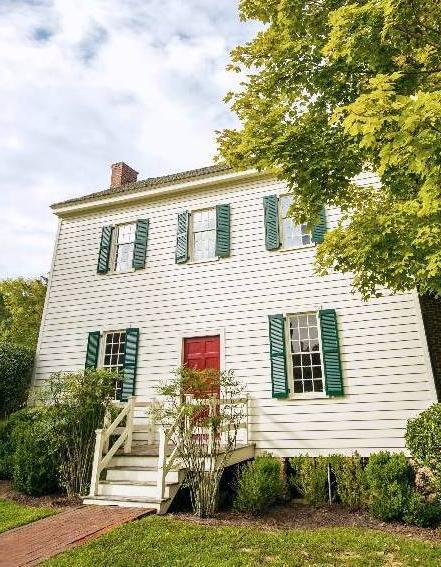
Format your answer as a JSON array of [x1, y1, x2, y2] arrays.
[[0, 278, 47, 349], [218, 0, 441, 298], [0, 342, 34, 418]]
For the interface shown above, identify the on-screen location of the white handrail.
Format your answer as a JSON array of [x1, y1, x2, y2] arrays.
[[89, 396, 135, 496], [155, 394, 250, 500]]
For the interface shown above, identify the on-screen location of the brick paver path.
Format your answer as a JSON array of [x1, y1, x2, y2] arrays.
[[0, 505, 154, 566]]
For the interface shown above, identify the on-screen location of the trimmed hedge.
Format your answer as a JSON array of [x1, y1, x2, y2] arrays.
[[233, 454, 286, 515], [12, 412, 59, 496], [0, 342, 34, 419], [0, 409, 37, 479]]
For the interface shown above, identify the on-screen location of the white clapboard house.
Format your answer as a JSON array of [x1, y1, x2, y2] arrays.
[[33, 162, 441, 512]]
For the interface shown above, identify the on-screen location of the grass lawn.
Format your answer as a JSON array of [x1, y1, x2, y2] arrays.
[[0, 499, 57, 534], [44, 515, 441, 567]]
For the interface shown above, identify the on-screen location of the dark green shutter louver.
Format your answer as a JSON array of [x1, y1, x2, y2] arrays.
[[85, 331, 100, 369], [175, 211, 189, 264], [263, 195, 280, 250], [311, 207, 327, 244], [319, 309, 344, 396], [215, 204, 231, 258], [132, 219, 149, 269], [268, 315, 289, 398], [121, 328, 139, 402], [97, 226, 113, 274]]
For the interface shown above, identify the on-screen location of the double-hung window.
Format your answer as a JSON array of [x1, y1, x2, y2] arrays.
[[191, 209, 217, 262], [102, 330, 126, 398], [114, 223, 136, 272], [287, 313, 323, 394], [279, 195, 312, 249]]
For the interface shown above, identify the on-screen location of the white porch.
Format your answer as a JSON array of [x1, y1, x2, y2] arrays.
[[84, 396, 255, 514]]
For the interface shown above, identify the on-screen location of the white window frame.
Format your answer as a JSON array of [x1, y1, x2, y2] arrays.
[[278, 194, 314, 251], [99, 329, 127, 400], [284, 311, 327, 399], [109, 222, 137, 273], [189, 207, 219, 264]]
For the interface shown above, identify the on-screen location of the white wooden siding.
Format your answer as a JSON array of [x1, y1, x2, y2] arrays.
[[34, 174, 437, 457]]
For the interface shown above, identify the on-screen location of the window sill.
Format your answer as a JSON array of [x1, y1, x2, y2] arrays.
[[279, 244, 316, 253], [106, 268, 136, 275], [288, 392, 329, 400], [188, 256, 220, 265]]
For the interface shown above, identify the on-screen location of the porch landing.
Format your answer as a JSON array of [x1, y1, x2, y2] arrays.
[[0, 505, 153, 567]]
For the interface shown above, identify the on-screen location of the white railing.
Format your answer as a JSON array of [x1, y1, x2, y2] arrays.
[[89, 397, 135, 496], [88, 394, 250, 501], [155, 395, 249, 500]]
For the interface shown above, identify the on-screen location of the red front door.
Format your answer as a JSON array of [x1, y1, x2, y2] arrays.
[[183, 336, 220, 372], [183, 336, 221, 399]]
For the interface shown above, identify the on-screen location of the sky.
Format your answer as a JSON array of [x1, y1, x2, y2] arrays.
[[0, 0, 257, 278]]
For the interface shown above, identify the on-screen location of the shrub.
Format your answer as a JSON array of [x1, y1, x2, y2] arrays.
[[152, 367, 246, 518], [233, 454, 286, 515], [0, 409, 39, 479], [330, 453, 367, 509], [0, 342, 34, 419], [41, 369, 117, 497], [364, 452, 411, 521], [406, 404, 441, 491], [289, 456, 329, 506], [403, 490, 441, 528], [12, 410, 59, 496]]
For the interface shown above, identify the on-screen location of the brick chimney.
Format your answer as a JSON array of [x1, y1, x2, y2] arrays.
[[110, 162, 138, 188]]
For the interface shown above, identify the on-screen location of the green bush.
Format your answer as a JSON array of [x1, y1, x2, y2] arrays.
[[403, 490, 441, 528], [289, 456, 329, 506], [406, 404, 441, 490], [330, 454, 367, 509], [0, 409, 38, 479], [12, 411, 59, 496], [41, 369, 117, 497], [233, 454, 286, 515], [0, 342, 34, 419], [364, 452, 411, 521]]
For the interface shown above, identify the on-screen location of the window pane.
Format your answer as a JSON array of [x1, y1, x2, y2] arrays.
[[280, 196, 312, 249], [118, 223, 136, 245], [193, 209, 216, 262], [288, 313, 323, 394], [280, 195, 292, 216], [116, 243, 134, 271]]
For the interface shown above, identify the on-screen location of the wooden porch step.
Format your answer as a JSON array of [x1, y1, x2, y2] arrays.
[[100, 480, 179, 488]]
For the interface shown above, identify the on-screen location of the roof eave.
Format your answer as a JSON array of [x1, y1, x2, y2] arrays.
[[51, 169, 268, 217]]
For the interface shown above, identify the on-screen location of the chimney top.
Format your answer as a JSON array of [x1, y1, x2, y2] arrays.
[[110, 162, 138, 188]]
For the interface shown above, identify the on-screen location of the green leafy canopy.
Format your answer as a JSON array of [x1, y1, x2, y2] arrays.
[[218, 0, 441, 299]]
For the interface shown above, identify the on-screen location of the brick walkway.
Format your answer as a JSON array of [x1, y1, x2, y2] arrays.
[[0, 505, 154, 566]]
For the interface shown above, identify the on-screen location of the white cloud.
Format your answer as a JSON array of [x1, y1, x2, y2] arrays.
[[0, 0, 257, 277]]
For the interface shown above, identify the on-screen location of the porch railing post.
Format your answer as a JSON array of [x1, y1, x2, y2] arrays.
[[124, 397, 134, 454], [244, 395, 249, 446], [89, 428, 104, 497], [156, 427, 167, 500]]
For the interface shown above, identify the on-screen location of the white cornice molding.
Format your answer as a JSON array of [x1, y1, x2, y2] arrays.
[[52, 169, 270, 217]]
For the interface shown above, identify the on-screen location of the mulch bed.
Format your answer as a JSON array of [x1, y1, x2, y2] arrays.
[[172, 501, 441, 544], [0, 480, 80, 509]]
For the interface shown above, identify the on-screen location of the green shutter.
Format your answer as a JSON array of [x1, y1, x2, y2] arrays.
[[268, 315, 289, 398], [132, 219, 149, 269], [175, 211, 189, 264], [319, 309, 344, 396], [263, 195, 280, 250], [85, 331, 100, 369], [121, 328, 139, 402], [215, 204, 231, 258], [311, 207, 327, 244], [97, 226, 113, 274]]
